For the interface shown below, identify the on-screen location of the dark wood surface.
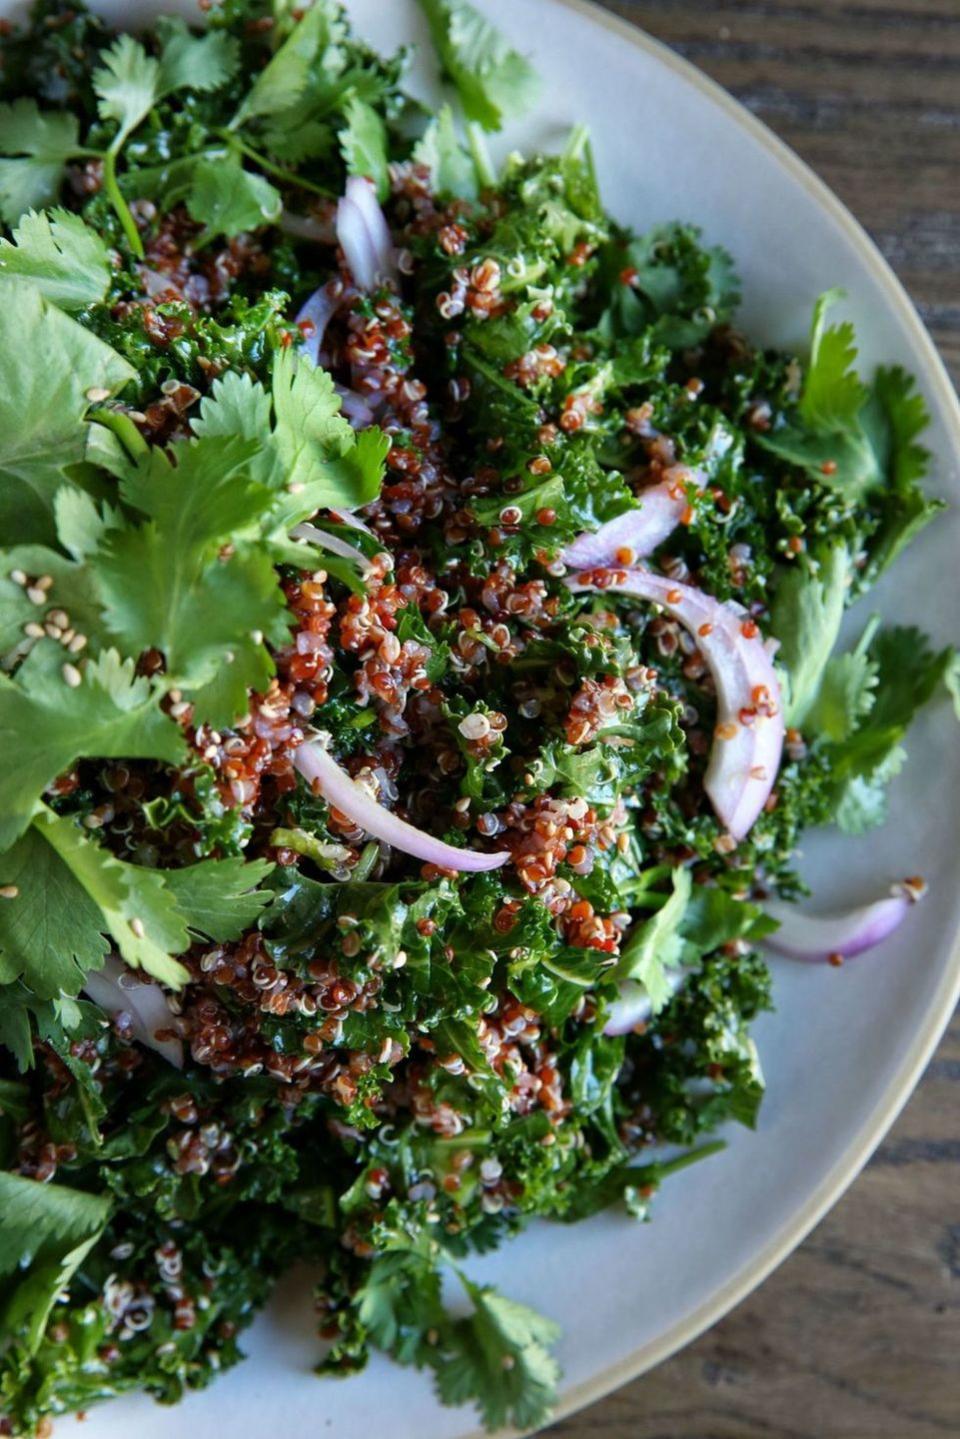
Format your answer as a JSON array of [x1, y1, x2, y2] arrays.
[[549, 3, 960, 1437]]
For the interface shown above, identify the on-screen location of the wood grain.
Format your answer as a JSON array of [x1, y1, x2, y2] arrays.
[[547, 2, 960, 1436]]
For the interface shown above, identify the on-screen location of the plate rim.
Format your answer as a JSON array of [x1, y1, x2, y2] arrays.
[[459, 2, 960, 1434]]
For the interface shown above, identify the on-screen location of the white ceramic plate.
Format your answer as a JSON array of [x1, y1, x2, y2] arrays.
[[8, 1, 959, 1434]]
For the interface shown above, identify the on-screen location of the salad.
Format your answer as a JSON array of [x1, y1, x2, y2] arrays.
[[0, 1, 956, 1434]]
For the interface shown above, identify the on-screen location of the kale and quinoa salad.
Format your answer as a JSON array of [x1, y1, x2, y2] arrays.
[[0, 0, 956, 1433]]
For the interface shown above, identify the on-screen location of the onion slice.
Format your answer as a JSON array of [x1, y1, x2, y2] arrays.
[[291, 521, 370, 569], [763, 879, 924, 963], [562, 474, 692, 571], [334, 384, 376, 429], [603, 970, 687, 1036], [569, 568, 784, 839], [83, 955, 184, 1068], [329, 508, 376, 540], [293, 741, 509, 873], [295, 285, 337, 366], [336, 176, 396, 291]]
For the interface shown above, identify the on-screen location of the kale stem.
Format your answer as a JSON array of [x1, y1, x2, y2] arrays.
[[215, 131, 335, 199], [102, 147, 144, 260]]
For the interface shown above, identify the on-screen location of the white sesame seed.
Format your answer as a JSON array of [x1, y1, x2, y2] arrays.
[[35, 575, 53, 591], [129, 917, 145, 939], [23, 622, 44, 639], [9, 569, 27, 586], [61, 662, 82, 688], [48, 609, 69, 628], [44, 622, 64, 639], [0, 885, 19, 900], [67, 632, 88, 653], [26, 586, 46, 605], [60, 628, 75, 645], [85, 386, 110, 403]]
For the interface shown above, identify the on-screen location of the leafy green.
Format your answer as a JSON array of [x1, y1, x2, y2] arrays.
[[433, 1279, 561, 1432], [0, 1173, 111, 1357], [32, 808, 190, 987], [0, 284, 134, 546], [758, 293, 937, 539], [95, 435, 288, 726], [155, 15, 240, 97], [418, 0, 539, 132], [0, 100, 81, 224], [232, 4, 333, 126], [0, 823, 109, 999], [161, 857, 275, 941], [412, 105, 478, 199], [93, 35, 159, 149], [0, 645, 185, 852], [617, 866, 691, 1012], [770, 544, 851, 728], [339, 96, 390, 201], [822, 625, 958, 833], [0, 209, 111, 310], [186, 156, 282, 245]]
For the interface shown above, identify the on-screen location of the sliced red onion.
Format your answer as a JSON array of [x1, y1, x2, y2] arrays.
[[293, 740, 509, 872], [603, 968, 688, 1036], [563, 474, 694, 571], [336, 176, 396, 292], [295, 285, 336, 366], [83, 955, 184, 1068], [569, 568, 784, 839], [280, 207, 336, 243], [334, 384, 376, 429], [329, 508, 376, 540], [291, 520, 369, 569], [763, 879, 924, 963]]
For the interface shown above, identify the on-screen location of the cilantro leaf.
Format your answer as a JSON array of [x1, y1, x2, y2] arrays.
[[770, 544, 851, 728], [272, 347, 388, 512], [0, 541, 104, 667], [0, 284, 135, 546], [617, 865, 692, 1012], [95, 435, 289, 725], [232, 5, 333, 126], [186, 155, 282, 246], [0, 1172, 111, 1357], [0, 100, 81, 224], [806, 617, 879, 744], [355, 1251, 448, 1365], [195, 361, 388, 528], [93, 35, 160, 148], [823, 625, 958, 833], [418, 0, 539, 132], [0, 824, 108, 999], [0, 645, 185, 852], [155, 15, 240, 97], [412, 104, 478, 200], [0, 209, 111, 310], [800, 288, 868, 430], [757, 294, 936, 518], [161, 857, 275, 942], [433, 1277, 561, 1433], [33, 808, 189, 987], [339, 96, 390, 201], [859, 364, 942, 584]]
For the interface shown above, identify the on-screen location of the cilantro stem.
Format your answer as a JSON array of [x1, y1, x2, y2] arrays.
[[88, 407, 149, 461], [103, 147, 144, 260], [466, 122, 496, 190], [215, 131, 335, 199]]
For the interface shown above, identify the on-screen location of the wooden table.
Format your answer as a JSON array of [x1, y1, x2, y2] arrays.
[[549, 3, 960, 1436]]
